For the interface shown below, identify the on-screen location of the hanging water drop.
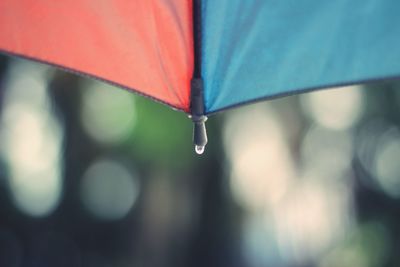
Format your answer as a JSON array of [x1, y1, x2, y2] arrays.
[[195, 145, 205, 155]]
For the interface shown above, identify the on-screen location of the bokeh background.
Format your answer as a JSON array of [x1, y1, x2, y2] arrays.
[[1, 55, 400, 267]]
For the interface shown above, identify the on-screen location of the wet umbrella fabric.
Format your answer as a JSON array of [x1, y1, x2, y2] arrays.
[[1, 0, 400, 152]]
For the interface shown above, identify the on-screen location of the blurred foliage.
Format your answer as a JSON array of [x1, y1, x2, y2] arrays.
[[130, 97, 194, 169]]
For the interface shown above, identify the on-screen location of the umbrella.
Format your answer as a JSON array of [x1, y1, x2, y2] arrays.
[[1, 0, 400, 154]]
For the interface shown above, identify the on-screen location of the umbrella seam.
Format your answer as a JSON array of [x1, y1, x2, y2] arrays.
[[190, 0, 204, 112], [149, 1, 184, 108]]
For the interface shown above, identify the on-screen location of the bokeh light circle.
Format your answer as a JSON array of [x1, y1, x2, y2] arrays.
[[80, 159, 139, 220], [374, 132, 400, 198], [301, 86, 364, 130], [81, 82, 136, 145]]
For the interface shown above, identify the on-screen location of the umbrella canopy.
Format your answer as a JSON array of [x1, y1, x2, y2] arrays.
[[1, 0, 400, 153]]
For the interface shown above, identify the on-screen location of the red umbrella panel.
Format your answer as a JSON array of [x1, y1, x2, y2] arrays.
[[0, 0, 194, 111]]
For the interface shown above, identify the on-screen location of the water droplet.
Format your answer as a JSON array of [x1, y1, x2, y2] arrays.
[[195, 145, 205, 155]]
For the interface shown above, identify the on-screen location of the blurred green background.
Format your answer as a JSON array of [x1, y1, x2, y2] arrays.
[[1, 55, 400, 267]]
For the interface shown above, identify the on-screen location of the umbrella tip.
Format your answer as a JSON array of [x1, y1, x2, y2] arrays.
[[190, 78, 207, 155], [192, 115, 208, 155]]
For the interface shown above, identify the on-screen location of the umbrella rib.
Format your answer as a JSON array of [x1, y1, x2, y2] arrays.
[[205, 75, 400, 116], [0, 49, 187, 113]]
